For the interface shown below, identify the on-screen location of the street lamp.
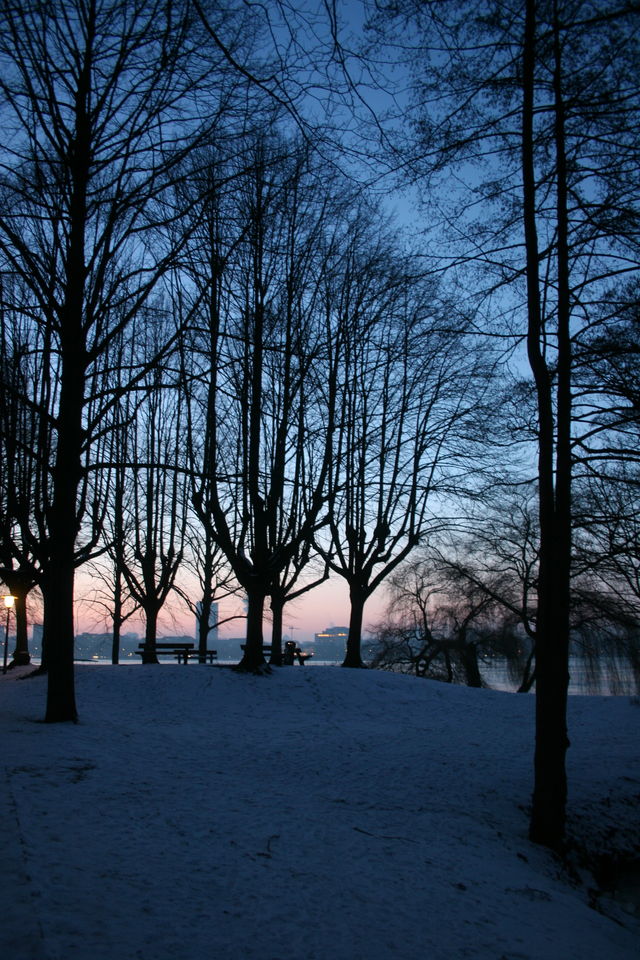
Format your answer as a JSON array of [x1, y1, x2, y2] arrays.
[[3, 595, 15, 674]]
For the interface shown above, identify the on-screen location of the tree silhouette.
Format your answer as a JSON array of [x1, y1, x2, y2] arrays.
[[366, 0, 640, 850], [181, 138, 346, 671], [315, 217, 487, 667], [0, 0, 256, 718]]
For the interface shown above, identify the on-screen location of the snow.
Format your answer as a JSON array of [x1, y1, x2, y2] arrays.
[[1, 664, 638, 960]]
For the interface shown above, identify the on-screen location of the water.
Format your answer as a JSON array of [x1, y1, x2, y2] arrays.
[[482, 656, 638, 696], [68, 654, 637, 695]]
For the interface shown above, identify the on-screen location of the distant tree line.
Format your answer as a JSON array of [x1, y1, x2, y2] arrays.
[[0, 0, 638, 854], [0, 0, 486, 706]]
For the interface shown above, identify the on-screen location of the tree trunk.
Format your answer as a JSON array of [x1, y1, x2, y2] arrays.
[[269, 592, 284, 666], [44, 333, 84, 721], [10, 589, 31, 666], [3, 576, 32, 667], [197, 594, 212, 663], [460, 642, 482, 688], [140, 607, 159, 664], [237, 587, 268, 671], [111, 447, 126, 665], [343, 586, 366, 668], [522, 0, 571, 850], [443, 646, 454, 684], [33, 601, 50, 675], [44, 558, 77, 722], [111, 572, 123, 665], [517, 648, 536, 693], [530, 581, 570, 847], [111, 619, 121, 665], [44, 20, 92, 721]]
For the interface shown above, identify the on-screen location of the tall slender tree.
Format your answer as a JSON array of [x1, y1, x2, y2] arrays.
[[0, 281, 52, 666], [315, 222, 486, 667], [182, 138, 346, 671], [119, 329, 188, 663], [364, 0, 640, 847], [0, 0, 255, 718]]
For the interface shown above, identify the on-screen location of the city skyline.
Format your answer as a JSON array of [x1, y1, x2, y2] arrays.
[[65, 572, 388, 648]]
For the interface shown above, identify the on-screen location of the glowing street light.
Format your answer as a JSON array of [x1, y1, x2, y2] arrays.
[[3, 595, 15, 674]]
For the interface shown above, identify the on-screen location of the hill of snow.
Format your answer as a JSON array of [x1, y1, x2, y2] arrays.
[[1, 664, 638, 959]]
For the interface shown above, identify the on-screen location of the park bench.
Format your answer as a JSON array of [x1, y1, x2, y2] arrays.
[[175, 648, 218, 664], [135, 643, 217, 664], [240, 642, 312, 665], [241, 643, 273, 658], [136, 642, 194, 664]]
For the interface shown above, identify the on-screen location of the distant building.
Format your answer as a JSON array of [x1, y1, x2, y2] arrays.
[[310, 626, 349, 661], [75, 632, 112, 659], [314, 626, 349, 642], [74, 632, 140, 660], [119, 633, 141, 658]]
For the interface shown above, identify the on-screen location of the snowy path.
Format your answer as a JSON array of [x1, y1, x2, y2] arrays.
[[1, 665, 638, 960]]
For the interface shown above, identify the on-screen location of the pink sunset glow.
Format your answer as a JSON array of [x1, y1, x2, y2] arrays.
[[71, 573, 389, 645]]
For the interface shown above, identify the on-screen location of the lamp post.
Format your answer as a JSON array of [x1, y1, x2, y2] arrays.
[[3, 595, 15, 674]]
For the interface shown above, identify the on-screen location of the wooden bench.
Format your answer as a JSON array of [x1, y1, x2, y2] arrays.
[[175, 648, 218, 664], [241, 644, 273, 657], [240, 642, 312, 665], [136, 642, 194, 664]]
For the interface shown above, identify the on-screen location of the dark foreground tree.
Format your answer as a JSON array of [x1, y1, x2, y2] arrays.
[[182, 138, 346, 671], [366, 0, 640, 849], [0, 0, 251, 718]]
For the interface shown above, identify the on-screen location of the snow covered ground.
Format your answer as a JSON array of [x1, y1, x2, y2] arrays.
[[1, 664, 638, 960]]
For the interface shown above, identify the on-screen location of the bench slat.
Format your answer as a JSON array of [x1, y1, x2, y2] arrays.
[[176, 649, 218, 663], [137, 642, 193, 650]]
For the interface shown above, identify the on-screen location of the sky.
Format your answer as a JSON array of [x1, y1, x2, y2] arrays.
[[4, 0, 434, 653], [1, 663, 638, 959], [73, 571, 388, 644]]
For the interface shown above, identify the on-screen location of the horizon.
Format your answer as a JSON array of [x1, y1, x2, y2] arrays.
[[19, 574, 389, 648], [83, 575, 388, 647]]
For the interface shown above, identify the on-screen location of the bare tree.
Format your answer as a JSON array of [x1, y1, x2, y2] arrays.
[[0, 0, 260, 719], [118, 333, 188, 663], [425, 483, 640, 694], [425, 500, 541, 694], [178, 514, 241, 662], [314, 218, 488, 667], [105, 404, 138, 666], [83, 353, 142, 665], [267, 547, 329, 666], [364, 0, 640, 850], [572, 470, 640, 691], [180, 137, 347, 671], [0, 282, 52, 667], [573, 284, 640, 477], [370, 556, 516, 687]]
